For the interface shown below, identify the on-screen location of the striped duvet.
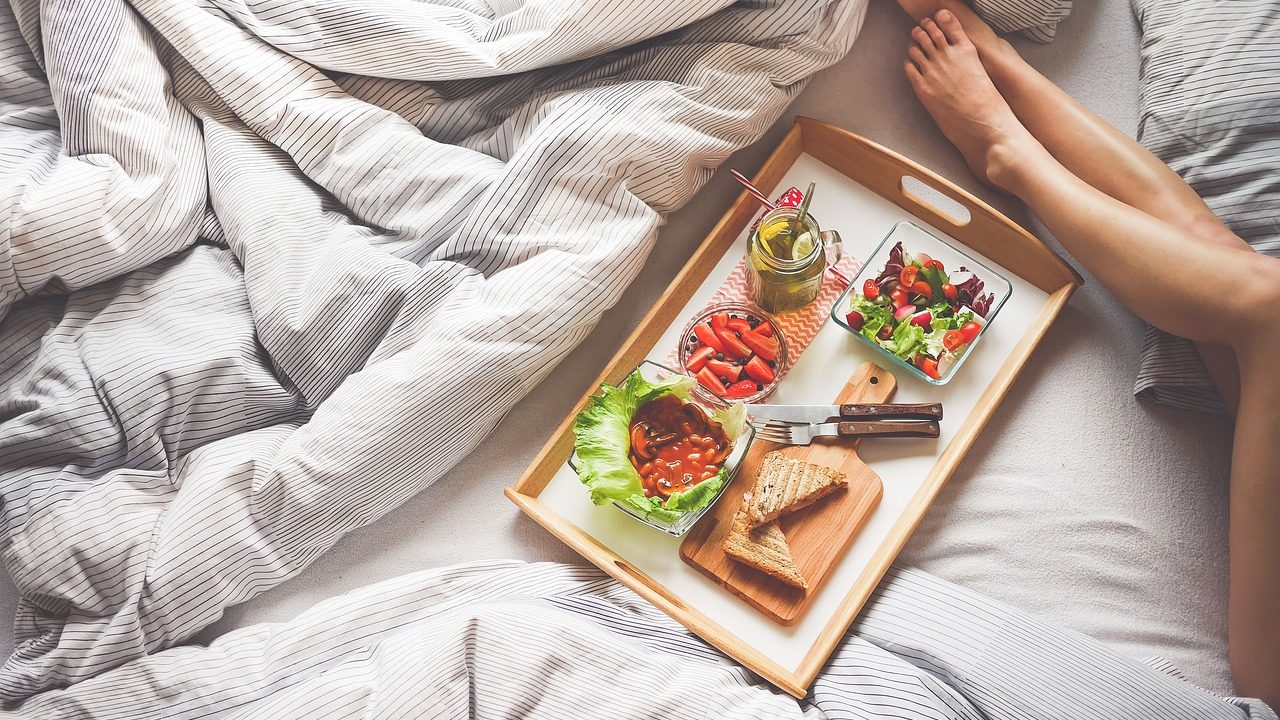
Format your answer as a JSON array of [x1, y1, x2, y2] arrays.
[[13, 561, 1276, 718], [0, 0, 865, 701], [0, 0, 1273, 716]]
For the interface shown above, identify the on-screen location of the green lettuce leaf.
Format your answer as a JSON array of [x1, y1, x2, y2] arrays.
[[571, 369, 743, 524], [886, 319, 927, 359], [920, 264, 949, 299], [927, 303, 975, 331], [923, 327, 948, 358], [848, 294, 893, 343], [923, 308, 978, 360]]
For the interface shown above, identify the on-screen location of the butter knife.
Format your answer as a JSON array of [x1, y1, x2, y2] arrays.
[[746, 402, 943, 424]]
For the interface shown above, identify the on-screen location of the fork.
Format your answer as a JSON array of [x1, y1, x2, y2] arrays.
[[756, 419, 939, 445]]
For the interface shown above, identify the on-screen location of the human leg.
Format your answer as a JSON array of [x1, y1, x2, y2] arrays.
[[903, 11, 1280, 705], [898, 1, 1247, 408]]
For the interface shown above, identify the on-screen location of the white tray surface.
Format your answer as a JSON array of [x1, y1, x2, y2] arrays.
[[538, 152, 1049, 672]]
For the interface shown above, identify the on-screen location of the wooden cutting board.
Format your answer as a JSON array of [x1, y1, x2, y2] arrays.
[[680, 362, 890, 624]]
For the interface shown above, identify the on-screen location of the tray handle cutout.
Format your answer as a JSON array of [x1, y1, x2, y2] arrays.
[[899, 175, 972, 227], [615, 559, 689, 612]]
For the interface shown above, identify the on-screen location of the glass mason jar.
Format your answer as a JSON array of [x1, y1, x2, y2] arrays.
[[746, 207, 843, 313]]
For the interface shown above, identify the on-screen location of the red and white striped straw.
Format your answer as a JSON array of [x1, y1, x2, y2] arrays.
[[729, 168, 776, 211]]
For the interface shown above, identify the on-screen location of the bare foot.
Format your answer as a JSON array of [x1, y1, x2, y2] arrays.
[[903, 10, 1044, 188], [896, 0, 1024, 85]]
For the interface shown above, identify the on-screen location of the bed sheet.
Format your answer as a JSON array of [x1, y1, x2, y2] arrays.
[[197, 0, 1230, 696], [0, 0, 1234, 702]]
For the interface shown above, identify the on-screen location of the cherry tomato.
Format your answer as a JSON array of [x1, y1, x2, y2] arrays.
[[942, 330, 966, 352], [942, 283, 958, 303], [910, 280, 933, 301], [899, 265, 919, 287], [862, 278, 880, 300], [890, 287, 911, 308], [915, 355, 940, 380], [913, 252, 933, 267], [924, 259, 945, 273], [959, 320, 982, 343]]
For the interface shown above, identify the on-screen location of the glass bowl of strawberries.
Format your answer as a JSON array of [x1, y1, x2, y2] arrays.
[[677, 301, 787, 406]]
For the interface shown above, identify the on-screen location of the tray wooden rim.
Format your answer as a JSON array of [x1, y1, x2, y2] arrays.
[[505, 117, 1081, 698]]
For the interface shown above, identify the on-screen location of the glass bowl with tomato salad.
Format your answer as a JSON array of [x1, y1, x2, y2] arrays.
[[568, 361, 757, 536], [677, 302, 788, 406], [830, 221, 1012, 386]]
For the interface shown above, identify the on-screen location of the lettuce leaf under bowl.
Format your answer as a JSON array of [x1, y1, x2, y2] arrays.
[[571, 369, 745, 525]]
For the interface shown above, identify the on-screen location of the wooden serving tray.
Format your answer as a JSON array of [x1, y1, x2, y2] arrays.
[[506, 118, 1082, 698], [681, 362, 890, 624]]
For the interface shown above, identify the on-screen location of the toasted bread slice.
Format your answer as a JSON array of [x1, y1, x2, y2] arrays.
[[721, 494, 807, 589], [747, 451, 847, 527]]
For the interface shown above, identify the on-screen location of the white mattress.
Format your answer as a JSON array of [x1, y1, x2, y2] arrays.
[[0, 0, 1233, 698]]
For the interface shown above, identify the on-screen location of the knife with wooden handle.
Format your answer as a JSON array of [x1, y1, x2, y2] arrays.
[[746, 402, 942, 424]]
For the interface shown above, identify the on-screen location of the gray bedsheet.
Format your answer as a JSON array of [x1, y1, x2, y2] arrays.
[[0, 0, 865, 702], [13, 561, 1276, 719], [190, 0, 1239, 701], [0, 0, 1256, 714]]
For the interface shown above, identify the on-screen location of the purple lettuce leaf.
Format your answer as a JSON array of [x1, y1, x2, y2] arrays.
[[875, 241, 906, 287], [954, 270, 994, 317]]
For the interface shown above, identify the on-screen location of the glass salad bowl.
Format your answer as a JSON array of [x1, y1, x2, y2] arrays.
[[831, 221, 1012, 385], [676, 301, 788, 407], [568, 361, 756, 536]]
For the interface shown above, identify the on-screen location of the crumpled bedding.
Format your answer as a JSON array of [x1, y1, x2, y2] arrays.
[[0, 0, 1272, 715], [0, 0, 865, 702], [13, 560, 1276, 719]]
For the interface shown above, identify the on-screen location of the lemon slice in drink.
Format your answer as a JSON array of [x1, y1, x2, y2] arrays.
[[792, 231, 815, 260]]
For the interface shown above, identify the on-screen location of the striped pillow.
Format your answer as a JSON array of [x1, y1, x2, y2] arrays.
[[972, 0, 1072, 43], [1132, 0, 1280, 415]]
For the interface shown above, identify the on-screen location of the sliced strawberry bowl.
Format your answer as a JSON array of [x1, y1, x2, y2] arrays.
[[678, 302, 787, 405]]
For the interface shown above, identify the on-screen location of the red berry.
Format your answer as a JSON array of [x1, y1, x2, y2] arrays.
[[744, 356, 775, 384], [738, 328, 778, 361], [684, 345, 715, 373]]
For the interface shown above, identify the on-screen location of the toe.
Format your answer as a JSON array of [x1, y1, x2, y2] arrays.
[[907, 43, 928, 69], [935, 9, 968, 45], [904, 60, 924, 90], [921, 18, 947, 47], [910, 26, 934, 54]]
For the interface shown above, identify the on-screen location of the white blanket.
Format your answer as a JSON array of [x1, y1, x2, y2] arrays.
[[0, 0, 864, 701], [0, 0, 1274, 716], [13, 561, 1274, 719]]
